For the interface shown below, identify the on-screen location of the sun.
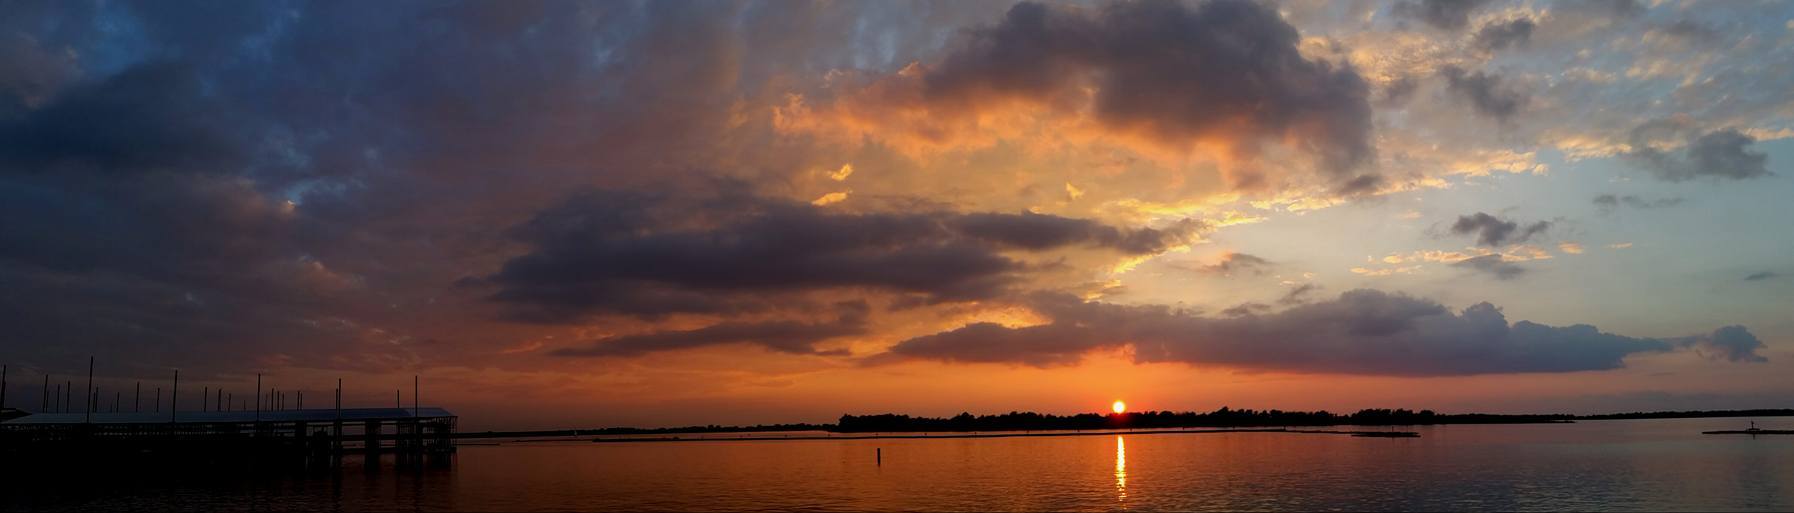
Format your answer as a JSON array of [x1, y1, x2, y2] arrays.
[[1112, 400, 1127, 414]]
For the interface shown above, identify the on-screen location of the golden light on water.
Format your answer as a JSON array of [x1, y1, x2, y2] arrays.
[[1115, 435, 1128, 504], [1112, 400, 1127, 414]]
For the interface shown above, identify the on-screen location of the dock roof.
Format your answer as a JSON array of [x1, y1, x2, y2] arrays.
[[0, 407, 454, 425]]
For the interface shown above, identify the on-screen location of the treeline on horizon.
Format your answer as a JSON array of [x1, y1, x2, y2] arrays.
[[451, 407, 1794, 438], [1577, 408, 1794, 420], [834, 407, 1570, 432]]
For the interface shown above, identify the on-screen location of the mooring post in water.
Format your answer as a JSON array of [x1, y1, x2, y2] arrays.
[[134, 381, 140, 412], [2, 364, 8, 412], [335, 378, 343, 462], [256, 373, 262, 423], [877, 447, 882, 465], [154, 387, 160, 412], [202, 386, 208, 412], [84, 357, 93, 423], [170, 369, 178, 423], [395, 389, 400, 409], [42, 374, 49, 412]]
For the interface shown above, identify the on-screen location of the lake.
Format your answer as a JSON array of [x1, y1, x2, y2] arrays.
[[6, 417, 1791, 511]]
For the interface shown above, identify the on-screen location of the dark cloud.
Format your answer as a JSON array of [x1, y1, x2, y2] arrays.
[[1279, 283, 1322, 305], [1592, 194, 1683, 210], [1441, 66, 1528, 121], [1743, 271, 1780, 282], [1473, 18, 1535, 52], [1566, 0, 1645, 19], [0, 0, 971, 376], [1393, 0, 1495, 31], [1648, 19, 1720, 46], [1623, 121, 1771, 182], [0, 32, 80, 118], [1200, 252, 1272, 275], [917, 0, 1375, 178], [887, 289, 1756, 375], [486, 190, 1200, 322], [0, 63, 246, 173], [1451, 254, 1526, 280], [1221, 302, 1271, 317], [552, 302, 869, 357], [1450, 212, 1550, 246], [1668, 326, 1768, 363], [951, 212, 1201, 254]]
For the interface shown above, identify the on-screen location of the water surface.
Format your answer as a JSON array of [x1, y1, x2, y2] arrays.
[[9, 417, 1791, 511]]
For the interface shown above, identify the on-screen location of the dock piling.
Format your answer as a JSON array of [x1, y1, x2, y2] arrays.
[[84, 357, 92, 423]]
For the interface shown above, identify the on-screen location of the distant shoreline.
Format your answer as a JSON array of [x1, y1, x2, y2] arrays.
[[453, 408, 1794, 440]]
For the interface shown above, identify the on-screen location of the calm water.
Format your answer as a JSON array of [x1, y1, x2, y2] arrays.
[[7, 417, 1791, 511]]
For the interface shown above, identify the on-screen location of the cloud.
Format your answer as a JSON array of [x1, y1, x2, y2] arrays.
[[1278, 283, 1322, 305], [1668, 326, 1768, 363], [0, 63, 245, 173], [886, 289, 1752, 375], [552, 302, 869, 357], [1441, 66, 1528, 121], [1451, 254, 1527, 280], [789, 0, 1376, 183], [1624, 120, 1771, 182], [1450, 212, 1550, 246], [1592, 194, 1683, 210], [485, 190, 1202, 321], [1199, 252, 1272, 275], [1473, 18, 1535, 52], [1743, 271, 1780, 282], [1220, 302, 1271, 317], [1392, 0, 1495, 31]]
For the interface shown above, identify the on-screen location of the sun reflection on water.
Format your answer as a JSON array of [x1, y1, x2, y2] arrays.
[[1115, 435, 1127, 505]]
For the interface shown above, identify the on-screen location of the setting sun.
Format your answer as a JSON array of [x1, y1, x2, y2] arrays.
[[1112, 400, 1127, 414]]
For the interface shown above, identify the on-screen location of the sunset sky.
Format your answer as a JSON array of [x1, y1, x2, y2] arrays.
[[3, 0, 1791, 430]]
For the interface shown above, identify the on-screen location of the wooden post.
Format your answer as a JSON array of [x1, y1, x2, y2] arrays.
[[1, 364, 7, 411], [877, 447, 882, 465], [255, 374, 261, 422], [84, 357, 93, 423], [154, 387, 160, 412], [134, 381, 140, 412], [170, 369, 178, 423], [202, 386, 209, 412], [413, 375, 419, 418], [42, 375, 49, 412]]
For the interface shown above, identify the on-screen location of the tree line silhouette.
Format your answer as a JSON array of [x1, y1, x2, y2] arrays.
[[835, 407, 1572, 432]]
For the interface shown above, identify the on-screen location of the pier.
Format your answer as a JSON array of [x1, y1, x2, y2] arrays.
[[0, 407, 456, 469]]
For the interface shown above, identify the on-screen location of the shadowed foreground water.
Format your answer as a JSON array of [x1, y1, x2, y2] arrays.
[[7, 417, 1791, 511]]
